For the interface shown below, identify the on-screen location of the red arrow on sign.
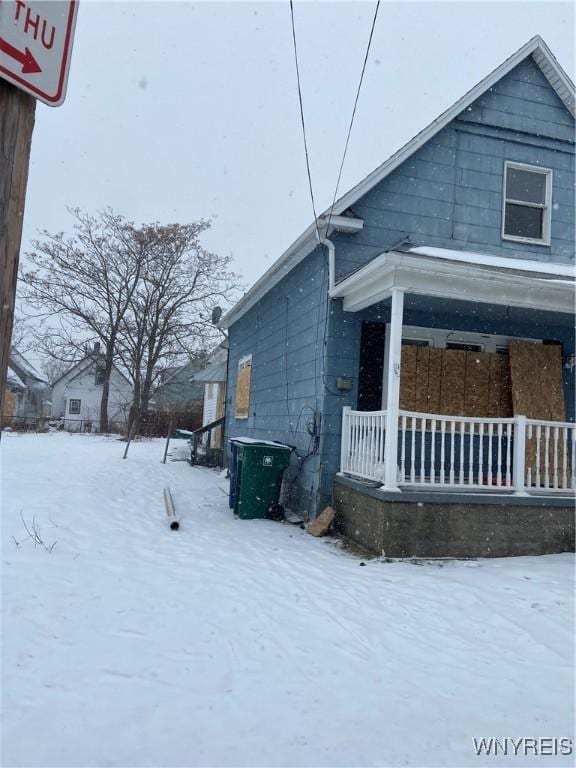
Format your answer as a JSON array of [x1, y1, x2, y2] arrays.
[[0, 38, 42, 75]]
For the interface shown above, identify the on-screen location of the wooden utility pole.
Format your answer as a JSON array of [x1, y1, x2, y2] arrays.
[[0, 80, 36, 423]]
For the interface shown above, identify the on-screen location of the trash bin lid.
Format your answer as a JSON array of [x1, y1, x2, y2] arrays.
[[229, 437, 291, 450]]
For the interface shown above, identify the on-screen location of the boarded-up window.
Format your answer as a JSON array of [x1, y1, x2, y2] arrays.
[[235, 355, 252, 419], [400, 346, 513, 418], [508, 341, 565, 420], [509, 341, 566, 483]]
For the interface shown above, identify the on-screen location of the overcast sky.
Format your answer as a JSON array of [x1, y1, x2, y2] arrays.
[[23, 0, 574, 291]]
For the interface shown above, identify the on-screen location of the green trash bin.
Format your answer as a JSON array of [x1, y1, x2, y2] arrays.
[[233, 440, 292, 519], [172, 428, 194, 440]]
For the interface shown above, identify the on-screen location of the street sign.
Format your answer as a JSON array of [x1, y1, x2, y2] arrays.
[[0, 0, 78, 106]]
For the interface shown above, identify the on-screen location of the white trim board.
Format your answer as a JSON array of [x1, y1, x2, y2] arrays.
[[220, 36, 575, 330], [330, 251, 575, 314]]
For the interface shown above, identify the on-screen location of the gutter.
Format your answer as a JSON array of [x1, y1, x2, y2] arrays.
[[219, 215, 363, 329]]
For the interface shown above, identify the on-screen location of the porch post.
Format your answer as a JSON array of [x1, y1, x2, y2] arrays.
[[383, 288, 404, 490], [512, 414, 529, 496]]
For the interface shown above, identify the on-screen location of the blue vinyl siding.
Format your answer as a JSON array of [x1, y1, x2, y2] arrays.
[[226, 52, 575, 516], [226, 247, 329, 518], [335, 57, 574, 280]]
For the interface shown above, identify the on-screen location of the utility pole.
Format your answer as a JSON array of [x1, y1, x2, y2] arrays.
[[0, 0, 78, 426], [0, 79, 36, 422]]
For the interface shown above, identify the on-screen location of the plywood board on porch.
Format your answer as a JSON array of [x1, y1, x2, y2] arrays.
[[464, 351, 491, 417], [509, 341, 565, 420], [399, 345, 417, 411], [509, 340, 566, 487], [487, 354, 512, 418], [439, 350, 466, 415], [414, 347, 431, 413]]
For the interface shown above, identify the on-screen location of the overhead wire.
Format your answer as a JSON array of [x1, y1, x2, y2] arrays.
[[288, 0, 382, 397], [324, 0, 381, 233], [289, 0, 322, 245]]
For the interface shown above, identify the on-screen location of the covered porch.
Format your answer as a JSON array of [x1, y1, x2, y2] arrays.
[[331, 246, 575, 497]]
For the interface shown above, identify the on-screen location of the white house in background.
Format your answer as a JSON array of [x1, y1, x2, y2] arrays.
[[51, 343, 132, 432], [191, 342, 227, 450]]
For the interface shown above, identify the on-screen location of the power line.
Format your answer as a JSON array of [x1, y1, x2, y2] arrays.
[[289, 0, 321, 244], [325, 0, 381, 233]]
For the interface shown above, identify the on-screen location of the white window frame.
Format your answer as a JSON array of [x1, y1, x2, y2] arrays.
[[501, 161, 552, 246], [381, 324, 542, 407], [69, 398, 81, 415]]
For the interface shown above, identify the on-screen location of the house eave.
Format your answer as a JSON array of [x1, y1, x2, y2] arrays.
[[219, 223, 319, 329], [331, 251, 575, 314], [220, 35, 574, 331]]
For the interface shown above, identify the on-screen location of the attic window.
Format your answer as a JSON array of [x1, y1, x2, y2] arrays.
[[95, 367, 106, 385], [502, 162, 552, 245]]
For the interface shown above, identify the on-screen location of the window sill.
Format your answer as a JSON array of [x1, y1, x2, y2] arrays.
[[502, 234, 551, 247]]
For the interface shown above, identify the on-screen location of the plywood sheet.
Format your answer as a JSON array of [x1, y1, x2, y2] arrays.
[[2, 390, 16, 419], [414, 346, 431, 412], [439, 350, 466, 415], [509, 341, 565, 420], [487, 353, 512, 418], [487, 354, 502, 418], [464, 351, 491, 417], [235, 364, 252, 419], [400, 345, 417, 411], [509, 341, 566, 487], [427, 349, 443, 413]]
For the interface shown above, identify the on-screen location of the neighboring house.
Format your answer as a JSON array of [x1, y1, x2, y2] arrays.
[[4, 350, 50, 425], [51, 344, 132, 432], [151, 357, 205, 420], [221, 36, 575, 557], [3, 366, 26, 423], [191, 342, 228, 451]]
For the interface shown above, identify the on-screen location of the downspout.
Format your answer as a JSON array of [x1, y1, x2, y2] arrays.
[[318, 235, 335, 516], [321, 237, 335, 293]]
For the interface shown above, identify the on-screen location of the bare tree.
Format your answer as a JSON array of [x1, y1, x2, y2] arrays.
[[10, 311, 35, 354], [19, 209, 144, 432], [42, 357, 70, 388], [117, 221, 236, 434]]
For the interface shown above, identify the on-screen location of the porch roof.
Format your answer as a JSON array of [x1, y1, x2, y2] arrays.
[[329, 247, 575, 314]]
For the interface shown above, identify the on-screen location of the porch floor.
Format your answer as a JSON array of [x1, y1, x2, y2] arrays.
[[336, 473, 576, 506]]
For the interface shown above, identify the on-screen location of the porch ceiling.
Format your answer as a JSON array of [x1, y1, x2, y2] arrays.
[[330, 249, 575, 314]]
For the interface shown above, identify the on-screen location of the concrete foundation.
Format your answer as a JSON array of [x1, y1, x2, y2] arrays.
[[333, 476, 575, 558]]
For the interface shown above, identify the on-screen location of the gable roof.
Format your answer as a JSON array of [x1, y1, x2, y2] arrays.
[[6, 366, 26, 390], [221, 35, 575, 329], [154, 357, 206, 390], [9, 350, 47, 384], [51, 352, 131, 388], [191, 361, 227, 383]]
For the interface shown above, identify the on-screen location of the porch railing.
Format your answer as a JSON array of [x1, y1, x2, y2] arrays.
[[340, 407, 576, 493]]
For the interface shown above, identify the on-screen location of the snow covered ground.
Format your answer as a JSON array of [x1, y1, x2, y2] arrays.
[[1, 433, 574, 767]]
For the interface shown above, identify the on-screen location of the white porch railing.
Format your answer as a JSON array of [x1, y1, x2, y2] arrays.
[[340, 407, 576, 493]]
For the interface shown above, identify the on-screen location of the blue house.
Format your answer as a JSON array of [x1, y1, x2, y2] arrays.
[[221, 37, 575, 557]]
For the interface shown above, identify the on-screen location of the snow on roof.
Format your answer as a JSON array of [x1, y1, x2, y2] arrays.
[[404, 246, 576, 279], [9, 350, 46, 382], [191, 362, 227, 383], [6, 366, 25, 389]]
